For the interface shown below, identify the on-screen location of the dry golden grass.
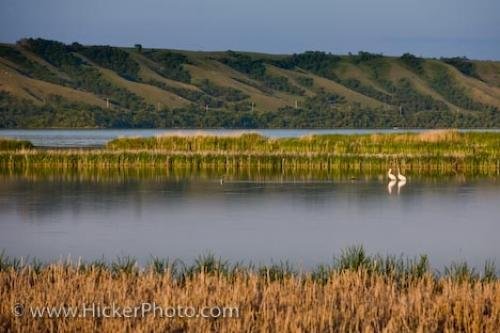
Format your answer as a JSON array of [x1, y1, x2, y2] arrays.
[[1, 266, 499, 333], [306, 71, 387, 108], [3, 43, 500, 114], [474, 61, 500, 88], [416, 129, 460, 142], [445, 64, 500, 108], [386, 62, 453, 108], [0, 62, 108, 107], [131, 52, 202, 91], [95, 65, 189, 108], [185, 61, 291, 111], [368, 130, 460, 143], [155, 130, 259, 138]]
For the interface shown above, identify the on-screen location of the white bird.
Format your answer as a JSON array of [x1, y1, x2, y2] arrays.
[[397, 168, 406, 182], [387, 168, 397, 181]]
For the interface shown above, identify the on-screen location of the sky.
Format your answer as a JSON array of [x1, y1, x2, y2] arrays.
[[0, 0, 499, 60]]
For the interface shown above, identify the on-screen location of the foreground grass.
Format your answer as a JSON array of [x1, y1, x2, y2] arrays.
[[1, 131, 500, 175], [1, 248, 499, 332]]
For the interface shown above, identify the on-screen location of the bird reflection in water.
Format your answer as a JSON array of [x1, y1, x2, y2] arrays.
[[387, 168, 406, 195], [397, 179, 406, 195], [387, 180, 397, 195]]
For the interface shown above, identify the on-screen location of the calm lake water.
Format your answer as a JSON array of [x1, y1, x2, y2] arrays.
[[0, 171, 498, 270], [2, 129, 500, 148]]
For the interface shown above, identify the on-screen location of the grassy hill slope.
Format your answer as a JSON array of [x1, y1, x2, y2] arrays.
[[0, 39, 499, 128]]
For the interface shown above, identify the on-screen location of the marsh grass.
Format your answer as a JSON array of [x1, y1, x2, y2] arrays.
[[1, 247, 495, 283], [149, 256, 173, 274], [111, 256, 138, 276], [1, 248, 499, 332], [106, 130, 500, 156], [343, 246, 430, 274], [185, 253, 230, 277], [445, 261, 479, 283], [0, 137, 33, 150], [1, 131, 499, 175], [259, 261, 298, 282]]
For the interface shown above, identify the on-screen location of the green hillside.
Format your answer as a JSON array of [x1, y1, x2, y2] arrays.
[[0, 38, 499, 128]]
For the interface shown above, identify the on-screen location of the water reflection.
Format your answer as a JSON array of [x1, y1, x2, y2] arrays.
[[0, 169, 498, 269], [397, 179, 407, 195], [387, 180, 397, 195]]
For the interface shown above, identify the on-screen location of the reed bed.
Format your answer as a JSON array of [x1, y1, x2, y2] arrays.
[[0, 248, 499, 333], [0, 138, 33, 151], [107, 130, 500, 156], [1, 131, 500, 176]]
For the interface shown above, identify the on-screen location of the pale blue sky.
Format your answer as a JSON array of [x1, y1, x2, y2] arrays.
[[0, 0, 499, 59]]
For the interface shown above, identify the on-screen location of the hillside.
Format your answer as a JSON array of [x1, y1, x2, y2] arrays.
[[0, 38, 499, 128]]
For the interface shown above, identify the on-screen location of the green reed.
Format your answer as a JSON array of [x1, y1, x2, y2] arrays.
[[0, 137, 33, 150], [0, 247, 497, 284], [106, 131, 500, 156], [1, 131, 500, 176]]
